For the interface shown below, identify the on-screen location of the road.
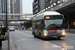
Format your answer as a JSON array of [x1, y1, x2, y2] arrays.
[[10, 30, 75, 50], [0, 40, 8, 50]]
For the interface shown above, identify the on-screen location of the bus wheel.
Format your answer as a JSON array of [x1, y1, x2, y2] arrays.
[[34, 33, 37, 38], [34, 35, 37, 38], [34, 35, 36, 38], [39, 33, 42, 38], [32, 32, 35, 35], [32, 31, 34, 35], [0, 41, 2, 47]]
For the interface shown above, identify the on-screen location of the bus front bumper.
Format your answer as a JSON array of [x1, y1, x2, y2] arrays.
[[42, 33, 65, 38]]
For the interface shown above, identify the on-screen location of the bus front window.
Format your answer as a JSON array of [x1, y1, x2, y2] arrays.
[[44, 19, 63, 30]]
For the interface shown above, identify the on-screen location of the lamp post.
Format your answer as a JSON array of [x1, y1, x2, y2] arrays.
[[6, 0, 8, 30]]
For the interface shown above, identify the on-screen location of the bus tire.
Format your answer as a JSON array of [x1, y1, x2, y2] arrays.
[[32, 31, 34, 35], [0, 41, 2, 47], [39, 33, 42, 38], [34, 35, 36, 38], [34, 33, 37, 38], [34, 34, 37, 38]]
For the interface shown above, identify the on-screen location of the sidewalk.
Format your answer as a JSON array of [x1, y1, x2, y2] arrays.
[[66, 31, 75, 34], [66, 31, 75, 36], [65, 29, 75, 34], [0, 40, 8, 50]]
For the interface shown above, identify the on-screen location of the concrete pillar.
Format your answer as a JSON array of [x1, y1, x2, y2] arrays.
[[67, 16, 70, 31]]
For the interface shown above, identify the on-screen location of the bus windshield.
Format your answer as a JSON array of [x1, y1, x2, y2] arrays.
[[44, 19, 63, 30]]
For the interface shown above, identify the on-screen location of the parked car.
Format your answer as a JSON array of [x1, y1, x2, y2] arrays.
[[9, 26, 15, 31]]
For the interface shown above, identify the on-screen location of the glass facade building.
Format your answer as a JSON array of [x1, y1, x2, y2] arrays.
[[10, 0, 20, 13], [10, 0, 21, 20], [0, 0, 9, 20], [33, 0, 46, 15]]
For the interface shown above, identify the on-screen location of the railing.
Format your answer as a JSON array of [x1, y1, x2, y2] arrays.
[[0, 17, 31, 20], [0, 14, 32, 20], [49, 0, 74, 8]]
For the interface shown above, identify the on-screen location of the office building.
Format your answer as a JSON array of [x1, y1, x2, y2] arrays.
[[33, 0, 64, 15], [33, 0, 46, 15], [0, 0, 9, 20], [10, 0, 22, 20]]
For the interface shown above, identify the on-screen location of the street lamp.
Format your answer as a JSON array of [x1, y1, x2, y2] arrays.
[[6, 0, 8, 30], [48, 6, 50, 8]]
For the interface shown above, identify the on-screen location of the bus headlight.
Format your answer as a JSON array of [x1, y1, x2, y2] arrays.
[[62, 32, 66, 35], [43, 33, 48, 36]]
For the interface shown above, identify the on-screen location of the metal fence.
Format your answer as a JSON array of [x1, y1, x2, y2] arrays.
[[0, 15, 32, 20]]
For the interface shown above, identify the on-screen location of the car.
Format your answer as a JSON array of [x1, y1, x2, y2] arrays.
[[9, 26, 15, 31]]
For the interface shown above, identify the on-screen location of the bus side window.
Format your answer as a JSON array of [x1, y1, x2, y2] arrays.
[[41, 21, 44, 29], [35, 24, 37, 29], [41, 25, 43, 29]]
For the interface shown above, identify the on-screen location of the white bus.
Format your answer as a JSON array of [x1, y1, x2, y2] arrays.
[[32, 11, 65, 39]]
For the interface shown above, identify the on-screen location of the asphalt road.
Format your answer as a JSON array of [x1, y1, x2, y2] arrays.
[[10, 30, 75, 50], [0, 40, 8, 50]]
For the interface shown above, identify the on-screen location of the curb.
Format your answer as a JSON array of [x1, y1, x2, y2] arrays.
[[8, 31, 18, 50]]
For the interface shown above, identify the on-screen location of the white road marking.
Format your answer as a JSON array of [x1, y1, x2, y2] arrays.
[[44, 41, 61, 47], [44, 41, 68, 50], [16, 31, 75, 50], [21, 31, 65, 49], [17, 38, 34, 42]]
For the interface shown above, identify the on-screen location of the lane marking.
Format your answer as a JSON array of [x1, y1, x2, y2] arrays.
[[21, 31, 67, 49], [44, 41, 68, 50], [17, 38, 34, 42], [44, 41, 61, 47], [17, 31, 75, 50]]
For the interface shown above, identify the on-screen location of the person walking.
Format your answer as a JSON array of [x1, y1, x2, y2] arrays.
[[0, 27, 3, 47], [0, 26, 7, 48], [2, 27, 7, 35]]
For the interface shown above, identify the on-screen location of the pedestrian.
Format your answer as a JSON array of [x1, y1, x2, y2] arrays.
[[2, 27, 7, 35], [0, 26, 7, 48], [0, 27, 3, 47]]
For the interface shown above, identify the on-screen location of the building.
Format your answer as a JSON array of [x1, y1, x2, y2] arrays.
[[0, 0, 2, 13], [33, 0, 75, 31], [33, 0, 63, 15], [10, 0, 22, 20], [0, 0, 9, 20], [33, 0, 46, 15]]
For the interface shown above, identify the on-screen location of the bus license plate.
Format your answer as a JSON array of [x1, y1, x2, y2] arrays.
[[53, 36, 57, 37]]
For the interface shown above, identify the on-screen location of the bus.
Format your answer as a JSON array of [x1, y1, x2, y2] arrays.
[[32, 11, 65, 39]]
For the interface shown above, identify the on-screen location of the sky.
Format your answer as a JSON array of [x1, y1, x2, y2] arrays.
[[22, 0, 33, 14]]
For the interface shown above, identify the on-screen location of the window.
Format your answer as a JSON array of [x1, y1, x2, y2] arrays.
[[40, 5, 45, 11], [40, 0, 45, 3]]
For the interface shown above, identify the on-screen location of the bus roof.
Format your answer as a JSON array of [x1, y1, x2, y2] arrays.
[[33, 11, 61, 20], [42, 11, 60, 15]]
